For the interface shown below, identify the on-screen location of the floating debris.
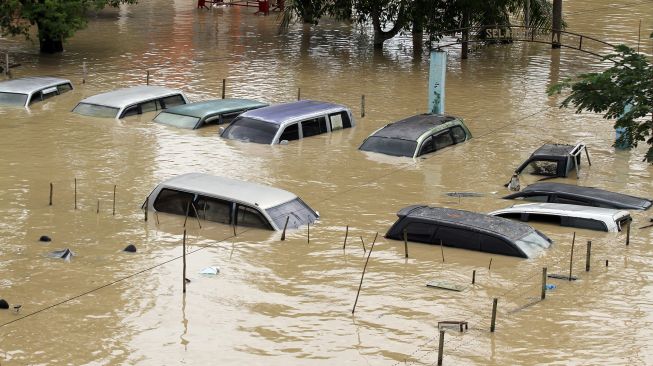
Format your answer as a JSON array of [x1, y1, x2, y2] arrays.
[[123, 244, 137, 253], [426, 281, 466, 292], [13, 304, 21, 313], [0, 299, 8, 309], [547, 273, 577, 281], [546, 284, 556, 290], [49, 248, 74, 261], [39, 235, 52, 242], [199, 266, 220, 275], [444, 192, 484, 198]]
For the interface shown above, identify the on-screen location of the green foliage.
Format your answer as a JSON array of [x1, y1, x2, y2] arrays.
[[0, 0, 137, 51], [548, 39, 653, 162]]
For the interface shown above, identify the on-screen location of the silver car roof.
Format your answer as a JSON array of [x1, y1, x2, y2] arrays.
[[490, 203, 630, 221], [78, 85, 185, 108], [0, 77, 71, 94], [156, 173, 298, 210]]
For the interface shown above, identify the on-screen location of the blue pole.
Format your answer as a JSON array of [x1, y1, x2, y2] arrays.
[[428, 50, 447, 114]]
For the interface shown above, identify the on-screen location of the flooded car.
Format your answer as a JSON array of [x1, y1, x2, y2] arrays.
[[503, 182, 652, 210], [385, 205, 552, 258], [489, 203, 631, 232], [220, 100, 354, 144], [0, 76, 73, 107], [514, 143, 590, 177], [153, 98, 268, 129], [72, 85, 189, 118], [358, 114, 471, 158], [145, 173, 318, 231]]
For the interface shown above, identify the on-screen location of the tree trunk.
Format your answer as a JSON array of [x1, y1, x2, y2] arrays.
[[412, 20, 423, 56], [371, 6, 407, 49], [552, 0, 562, 48], [461, 10, 469, 59], [39, 38, 64, 53]]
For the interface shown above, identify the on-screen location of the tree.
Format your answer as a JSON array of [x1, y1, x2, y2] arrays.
[[548, 35, 653, 162], [0, 0, 137, 54]]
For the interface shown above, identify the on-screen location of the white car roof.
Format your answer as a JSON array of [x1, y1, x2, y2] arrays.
[[78, 85, 185, 108], [0, 76, 71, 94], [156, 173, 298, 210], [490, 203, 630, 221]]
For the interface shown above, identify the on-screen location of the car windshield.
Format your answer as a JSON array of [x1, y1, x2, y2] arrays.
[[72, 103, 120, 118], [266, 198, 318, 229], [221, 116, 279, 144], [154, 112, 201, 129], [359, 136, 417, 157], [515, 230, 551, 258], [0, 92, 28, 106]]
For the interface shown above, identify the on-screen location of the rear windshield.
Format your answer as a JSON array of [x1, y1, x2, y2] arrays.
[[266, 198, 318, 229], [73, 103, 119, 118], [0, 92, 28, 106], [515, 230, 551, 258], [359, 136, 417, 157], [154, 112, 201, 129], [221, 117, 279, 144]]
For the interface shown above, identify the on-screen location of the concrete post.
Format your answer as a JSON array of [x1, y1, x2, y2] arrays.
[[428, 50, 447, 114]]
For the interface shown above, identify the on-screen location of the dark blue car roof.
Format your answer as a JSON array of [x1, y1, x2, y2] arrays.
[[239, 100, 349, 125]]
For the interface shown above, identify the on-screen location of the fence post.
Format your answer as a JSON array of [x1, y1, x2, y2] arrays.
[[222, 78, 226, 99], [585, 241, 591, 271], [541, 267, 547, 300], [569, 232, 576, 281], [437, 330, 445, 366], [490, 298, 498, 332], [361, 95, 365, 118]]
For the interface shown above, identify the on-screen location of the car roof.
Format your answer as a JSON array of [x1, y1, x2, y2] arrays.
[[490, 203, 630, 221], [506, 182, 652, 210], [78, 85, 185, 108], [161, 98, 268, 119], [530, 144, 575, 158], [238, 100, 349, 125], [157, 173, 298, 210], [371, 114, 460, 141], [0, 77, 71, 94], [396, 205, 534, 241]]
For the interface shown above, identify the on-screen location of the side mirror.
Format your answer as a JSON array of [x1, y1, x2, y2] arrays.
[[218, 127, 225, 134], [279, 140, 289, 145]]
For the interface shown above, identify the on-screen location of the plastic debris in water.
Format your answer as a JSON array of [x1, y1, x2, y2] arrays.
[[0, 299, 8, 309], [199, 266, 220, 275], [48, 248, 74, 261], [123, 244, 137, 253], [39, 235, 52, 242], [546, 284, 556, 290]]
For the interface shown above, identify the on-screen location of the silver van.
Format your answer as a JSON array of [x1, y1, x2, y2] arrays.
[[73, 85, 189, 118], [0, 77, 73, 107]]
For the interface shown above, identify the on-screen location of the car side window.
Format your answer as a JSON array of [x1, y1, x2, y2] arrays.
[[418, 136, 435, 156], [436, 226, 480, 250], [329, 111, 351, 130], [280, 123, 299, 141], [521, 195, 550, 203], [302, 117, 328, 137], [553, 196, 589, 205], [140, 100, 158, 113], [220, 111, 241, 125], [161, 95, 185, 108], [404, 222, 438, 243], [433, 130, 454, 150], [561, 217, 608, 231], [235, 205, 269, 229], [194, 195, 232, 224], [57, 83, 73, 94], [153, 189, 195, 215], [480, 234, 520, 256], [451, 126, 467, 143], [122, 105, 140, 117]]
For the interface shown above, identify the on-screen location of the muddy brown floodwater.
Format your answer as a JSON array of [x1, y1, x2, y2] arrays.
[[1, 0, 652, 364]]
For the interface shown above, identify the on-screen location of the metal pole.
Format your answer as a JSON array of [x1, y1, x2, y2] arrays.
[[585, 241, 592, 271], [541, 267, 547, 300], [403, 229, 408, 258], [352, 233, 377, 314], [222, 79, 226, 99], [361, 95, 365, 118], [49, 182, 53, 206], [182, 229, 187, 293], [342, 225, 348, 250], [280, 216, 289, 241], [569, 232, 575, 281], [437, 330, 445, 366], [490, 298, 498, 332]]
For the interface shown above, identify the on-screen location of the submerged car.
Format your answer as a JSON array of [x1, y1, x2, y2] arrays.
[[514, 143, 590, 177], [359, 114, 471, 158], [72, 85, 188, 118], [220, 100, 354, 144], [145, 173, 318, 231], [489, 203, 631, 232], [0, 76, 73, 107], [385, 205, 552, 258], [153, 98, 268, 129], [503, 182, 652, 210]]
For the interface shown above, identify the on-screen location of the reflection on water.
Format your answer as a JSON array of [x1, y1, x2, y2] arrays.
[[0, 0, 652, 365]]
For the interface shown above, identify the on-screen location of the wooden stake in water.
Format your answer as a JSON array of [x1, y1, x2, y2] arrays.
[[359, 236, 366, 254], [307, 219, 310, 244], [541, 267, 547, 300], [585, 241, 592, 272], [490, 298, 498, 332], [82, 62, 87, 84], [96, 199, 100, 214], [297, 87, 301, 101], [144, 196, 149, 222], [221, 78, 226, 99], [5, 53, 9, 77], [361, 95, 366, 118], [569, 232, 576, 281], [352, 232, 377, 314], [112, 185, 116, 216], [280, 216, 289, 241], [437, 330, 445, 366], [74, 178, 77, 210], [626, 221, 631, 245], [342, 225, 349, 250], [49, 182, 53, 206], [472, 270, 476, 284], [488, 258, 493, 270], [190, 203, 202, 229], [183, 201, 191, 228], [440, 239, 445, 262], [182, 229, 187, 293], [403, 229, 409, 258], [146, 70, 150, 85]]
